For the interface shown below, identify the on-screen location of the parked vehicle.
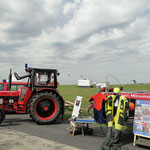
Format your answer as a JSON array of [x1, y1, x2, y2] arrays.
[[103, 87, 150, 117], [0, 64, 64, 125], [0, 80, 27, 91], [78, 79, 93, 88], [102, 75, 150, 117]]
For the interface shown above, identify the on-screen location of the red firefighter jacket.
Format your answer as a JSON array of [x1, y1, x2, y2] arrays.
[[89, 93, 107, 123]]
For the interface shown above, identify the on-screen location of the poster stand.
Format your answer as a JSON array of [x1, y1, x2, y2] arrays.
[[70, 96, 96, 136], [133, 99, 150, 147]]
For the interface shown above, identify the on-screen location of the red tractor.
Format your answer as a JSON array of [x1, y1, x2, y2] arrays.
[[0, 64, 64, 125]]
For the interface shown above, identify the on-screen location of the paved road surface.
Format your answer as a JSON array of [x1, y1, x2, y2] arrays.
[[0, 129, 80, 150], [0, 114, 149, 150]]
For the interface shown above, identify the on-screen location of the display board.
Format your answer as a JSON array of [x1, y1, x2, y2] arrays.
[[133, 100, 150, 137], [71, 96, 83, 118]]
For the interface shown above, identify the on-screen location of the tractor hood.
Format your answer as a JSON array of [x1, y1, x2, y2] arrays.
[[0, 91, 19, 98]]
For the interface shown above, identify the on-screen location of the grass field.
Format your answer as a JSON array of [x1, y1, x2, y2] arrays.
[[58, 84, 150, 119]]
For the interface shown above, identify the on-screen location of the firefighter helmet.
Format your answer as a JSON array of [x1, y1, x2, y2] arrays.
[[113, 87, 120, 94]]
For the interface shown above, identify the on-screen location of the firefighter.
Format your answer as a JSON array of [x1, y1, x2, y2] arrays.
[[101, 87, 129, 150], [88, 86, 107, 124]]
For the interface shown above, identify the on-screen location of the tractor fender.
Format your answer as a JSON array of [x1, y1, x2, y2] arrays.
[[36, 89, 64, 104]]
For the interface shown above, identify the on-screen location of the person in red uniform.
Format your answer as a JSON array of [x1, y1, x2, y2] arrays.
[[88, 87, 107, 124]]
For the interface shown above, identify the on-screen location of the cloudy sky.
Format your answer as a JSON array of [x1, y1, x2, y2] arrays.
[[0, 0, 150, 85]]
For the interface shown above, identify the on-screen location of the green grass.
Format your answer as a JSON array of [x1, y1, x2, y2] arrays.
[[58, 85, 97, 119], [58, 85, 97, 108], [58, 84, 150, 119]]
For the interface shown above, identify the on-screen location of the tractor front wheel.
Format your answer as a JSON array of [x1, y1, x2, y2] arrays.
[[29, 92, 61, 125]]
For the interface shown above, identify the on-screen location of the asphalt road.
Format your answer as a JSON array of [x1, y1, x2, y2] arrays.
[[0, 114, 149, 150]]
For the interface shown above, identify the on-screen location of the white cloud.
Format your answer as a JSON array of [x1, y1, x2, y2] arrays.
[[0, 0, 150, 84], [63, 2, 77, 15], [60, 0, 150, 40]]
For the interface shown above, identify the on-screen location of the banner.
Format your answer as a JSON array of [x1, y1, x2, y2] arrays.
[[133, 100, 150, 136]]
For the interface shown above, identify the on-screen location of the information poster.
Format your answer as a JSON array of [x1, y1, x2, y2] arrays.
[[133, 100, 150, 136], [72, 96, 83, 118]]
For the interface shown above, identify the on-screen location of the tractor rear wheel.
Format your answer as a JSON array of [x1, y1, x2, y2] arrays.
[[0, 108, 5, 124], [29, 92, 61, 125]]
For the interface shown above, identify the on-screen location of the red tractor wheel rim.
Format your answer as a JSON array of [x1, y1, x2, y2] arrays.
[[34, 97, 57, 120]]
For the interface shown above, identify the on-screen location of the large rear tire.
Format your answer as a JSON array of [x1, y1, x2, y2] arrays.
[[0, 108, 5, 124], [29, 92, 61, 125]]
